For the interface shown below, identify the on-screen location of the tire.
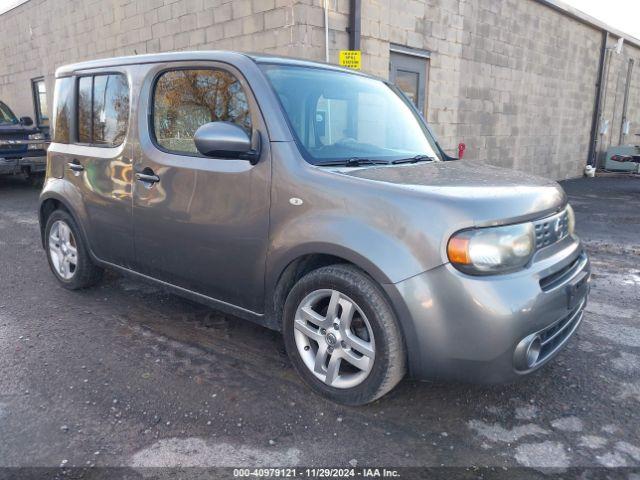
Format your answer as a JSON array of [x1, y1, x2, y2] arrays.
[[25, 172, 45, 188], [283, 264, 406, 405], [44, 209, 103, 290]]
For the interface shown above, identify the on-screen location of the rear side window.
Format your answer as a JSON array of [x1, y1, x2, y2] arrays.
[[52, 77, 73, 143], [76, 73, 129, 147], [152, 69, 252, 155]]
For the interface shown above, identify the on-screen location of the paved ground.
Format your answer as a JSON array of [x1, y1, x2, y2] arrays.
[[0, 174, 638, 474]]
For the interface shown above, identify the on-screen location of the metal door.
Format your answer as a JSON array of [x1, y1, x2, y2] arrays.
[[390, 51, 429, 116]]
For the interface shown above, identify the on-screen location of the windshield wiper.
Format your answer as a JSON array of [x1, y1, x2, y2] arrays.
[[315, 157, 390, 167], [391, 155, 435, 165]]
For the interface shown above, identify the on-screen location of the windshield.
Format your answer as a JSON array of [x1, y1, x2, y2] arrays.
[[0, 102, 18, 125], [260, 64, 440, 164]]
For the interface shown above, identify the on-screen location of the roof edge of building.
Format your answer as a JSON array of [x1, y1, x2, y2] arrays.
[[536, 0, 640, 49]]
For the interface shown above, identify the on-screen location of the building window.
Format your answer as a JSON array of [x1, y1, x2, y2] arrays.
[[152, 69, 252, 155], [76, 74, 129, 147], [31, 77, 49, 127], [52, 77, 73, 144]]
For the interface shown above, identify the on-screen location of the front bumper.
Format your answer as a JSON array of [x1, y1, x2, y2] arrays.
[[385, 235, 590, 383], [0, 153, 47, 175]]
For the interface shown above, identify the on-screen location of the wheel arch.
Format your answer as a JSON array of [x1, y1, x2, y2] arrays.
[[267, 245, 420, 379], [266, 244, 397, 330], [39, 191, 91, 257]]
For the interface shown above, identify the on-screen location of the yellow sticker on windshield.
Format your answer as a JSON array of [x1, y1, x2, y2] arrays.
[[339, 50, 362, 70]]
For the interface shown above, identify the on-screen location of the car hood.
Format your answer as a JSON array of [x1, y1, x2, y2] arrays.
[[334, 160, 566, 226]]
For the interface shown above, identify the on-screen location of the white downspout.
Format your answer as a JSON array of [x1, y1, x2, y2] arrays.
[[323, 0, 332, 143], [324, 0, 330, 63]]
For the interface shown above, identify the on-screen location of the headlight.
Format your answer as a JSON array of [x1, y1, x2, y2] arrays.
[[447, 223, 535, 274], [28, 133, 44, 140], [566, 204, 575, 235]]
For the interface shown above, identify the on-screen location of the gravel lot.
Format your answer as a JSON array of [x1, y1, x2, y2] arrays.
[[0, 174, 638, 475]]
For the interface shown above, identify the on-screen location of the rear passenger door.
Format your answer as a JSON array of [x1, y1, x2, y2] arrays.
[[131, 63, 271, 313], [63, 71, 134, 267]]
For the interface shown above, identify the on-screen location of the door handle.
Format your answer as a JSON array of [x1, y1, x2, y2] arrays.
[[67, 162, 84, 172], [135, 172, 160, 184]]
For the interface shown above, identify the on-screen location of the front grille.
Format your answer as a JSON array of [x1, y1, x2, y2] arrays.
[[539, 252, 587, 291], [533, 209, 570, 249], [0, 133, 29, 140], [537, 299, 585, 363], [0, 143, 27, 152]]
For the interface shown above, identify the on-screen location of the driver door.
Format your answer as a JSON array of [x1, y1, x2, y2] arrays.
[[131, 63, 271, 313]]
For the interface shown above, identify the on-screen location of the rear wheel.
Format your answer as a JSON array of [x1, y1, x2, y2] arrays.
[[45, 210, 103, 289], [283, 264, 406, 405]]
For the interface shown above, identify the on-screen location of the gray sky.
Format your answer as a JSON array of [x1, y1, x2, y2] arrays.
[[0, 0, 638, 40], [559, 0, 640, 39], [0, 0, 27, 15]]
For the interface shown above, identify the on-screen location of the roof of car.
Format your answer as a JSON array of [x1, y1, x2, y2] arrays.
[[55, 50, 371, 78]]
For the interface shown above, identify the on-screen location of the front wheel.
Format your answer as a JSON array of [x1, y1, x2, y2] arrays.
[[283, 264, 406, 405]]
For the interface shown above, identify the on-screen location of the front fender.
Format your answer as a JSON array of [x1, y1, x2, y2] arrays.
[[266, 213, 428, 294], [265, 214, 424, 369]]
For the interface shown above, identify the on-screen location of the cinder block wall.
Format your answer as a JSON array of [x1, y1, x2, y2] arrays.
[[0, 0, 298, 118], [1, 0, 639, 180]]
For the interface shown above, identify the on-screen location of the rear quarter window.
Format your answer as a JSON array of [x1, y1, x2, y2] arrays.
[[52, 77, 73, 143], [76, 73, 129, 147]]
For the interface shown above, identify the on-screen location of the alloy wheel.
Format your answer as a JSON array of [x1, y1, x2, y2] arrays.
[[293, 289, 375, 389], [48, 220, 78, 280]]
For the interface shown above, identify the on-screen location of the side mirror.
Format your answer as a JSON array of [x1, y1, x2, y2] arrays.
[[20, 116, 33, 126], [194, 122, 260, 164]]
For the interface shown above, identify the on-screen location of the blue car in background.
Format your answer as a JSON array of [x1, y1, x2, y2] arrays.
[[0, 101, 48, 183]]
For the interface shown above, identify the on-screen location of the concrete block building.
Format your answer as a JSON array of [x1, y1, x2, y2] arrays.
[[1, 0, 638, 179]]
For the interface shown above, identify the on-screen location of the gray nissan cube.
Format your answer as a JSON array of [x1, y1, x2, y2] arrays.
[[39, 51, 590, 405]]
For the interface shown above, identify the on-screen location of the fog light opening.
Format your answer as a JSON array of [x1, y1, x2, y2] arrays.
[[526, 336, 542, 368]]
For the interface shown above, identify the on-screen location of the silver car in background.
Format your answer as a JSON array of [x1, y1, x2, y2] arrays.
[[39, 52, 590, 404]]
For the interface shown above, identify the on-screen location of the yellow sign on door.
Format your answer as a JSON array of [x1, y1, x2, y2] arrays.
[[339, 50, 362, 70]]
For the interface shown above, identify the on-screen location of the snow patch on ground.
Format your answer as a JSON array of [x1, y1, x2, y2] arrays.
[[515, 405, 538, 421], [467, 420, 548, 443], [612, 352, 640, 374], [619, 383, 640, 402], [597, 452, 628, 467], [130, 437, 301, 468], [601, 424, 620, 435], [551, 416, 583, 432], [615, 442, 640, 462], [515, 441, 569, 468], [579, 435, 607, 450]]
